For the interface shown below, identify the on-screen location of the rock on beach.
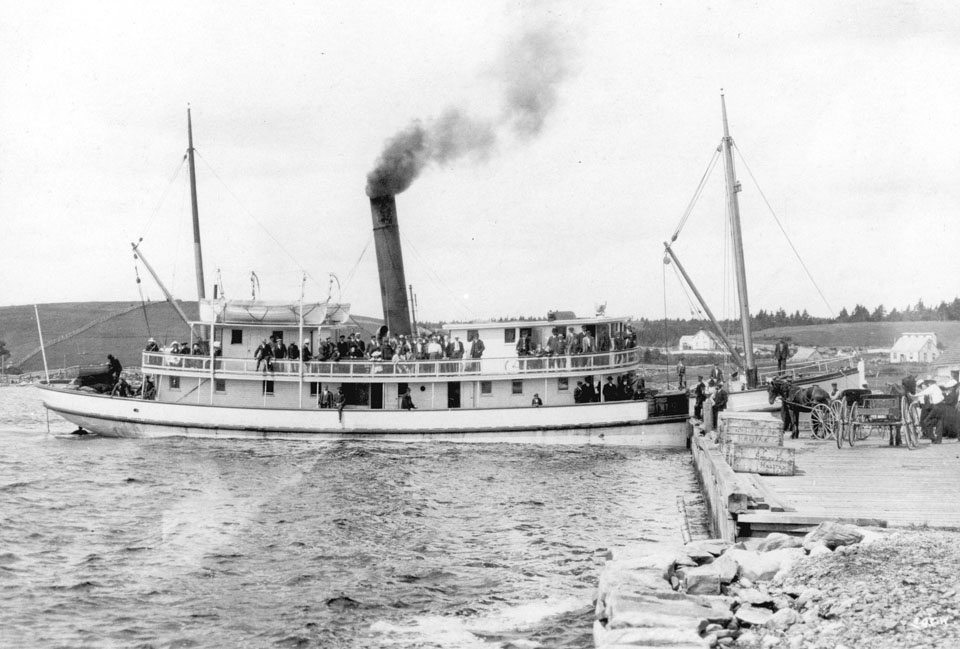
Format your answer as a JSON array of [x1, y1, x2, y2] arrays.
[[593, 523, 960, 648]]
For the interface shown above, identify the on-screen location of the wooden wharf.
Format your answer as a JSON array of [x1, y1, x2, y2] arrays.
[[691, 424, 960, 541]]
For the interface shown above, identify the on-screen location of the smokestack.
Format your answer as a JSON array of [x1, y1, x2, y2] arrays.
[[369, 195, 413, 337]]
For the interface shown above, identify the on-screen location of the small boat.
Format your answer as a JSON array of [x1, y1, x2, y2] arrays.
[[663, 94, 863, 411], [38, 110, 691, 446]]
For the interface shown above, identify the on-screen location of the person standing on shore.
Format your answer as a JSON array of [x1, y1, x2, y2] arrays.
[[712, 381, 728, 430], [694, 376, 707, 421]]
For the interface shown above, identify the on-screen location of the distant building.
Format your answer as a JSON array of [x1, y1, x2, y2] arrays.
[[934, 348, 960, 382], [678, 329, 722, 351], [889, 332, 939, 364], [790, 346, 822, 363]]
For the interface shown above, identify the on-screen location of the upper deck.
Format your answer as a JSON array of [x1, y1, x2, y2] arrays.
[[142, 348, 644, 383]]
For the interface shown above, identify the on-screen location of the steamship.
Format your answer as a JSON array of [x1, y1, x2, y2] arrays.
[[37, 111, 692, 445]]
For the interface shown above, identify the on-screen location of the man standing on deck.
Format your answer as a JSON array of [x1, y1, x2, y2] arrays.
[[107, 354, 122, 386], [677, 359, 686, 389], [318, 385, 332, 409], [774, 338, 789, 373], [602, 376, 618, 402], [710, 364, 723, 384], [469, 334, 485, 359]]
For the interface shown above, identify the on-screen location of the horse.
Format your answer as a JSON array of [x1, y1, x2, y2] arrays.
[[767, 377, 830, 439]]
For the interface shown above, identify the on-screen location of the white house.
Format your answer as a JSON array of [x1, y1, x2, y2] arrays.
[[678, 329, 722, 351], [889, 333, 939, 364]]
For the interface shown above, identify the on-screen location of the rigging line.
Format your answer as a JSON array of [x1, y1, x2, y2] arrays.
[[670, 148, 722, 243], [399, 232, 478, 320], [194, 151, 326, 292], [133, 261, 152, 339], [338, 235, 372, 295], [662, 260, 669, 376], [668, 261, 705, 320], [733, 144, 836, 317], [136, 156, 188, 241]]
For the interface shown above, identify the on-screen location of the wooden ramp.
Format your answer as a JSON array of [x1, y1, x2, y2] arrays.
[[739, 436, 960, 536]]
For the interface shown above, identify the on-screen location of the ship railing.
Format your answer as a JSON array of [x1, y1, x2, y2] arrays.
[[141, 348, 643, 380], [756, 353, 859, 385]]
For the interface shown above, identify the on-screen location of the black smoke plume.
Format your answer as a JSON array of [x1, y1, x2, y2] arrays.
[[365, 22, 573, 199]]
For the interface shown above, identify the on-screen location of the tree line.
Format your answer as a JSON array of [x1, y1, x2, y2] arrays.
[[631, 297, 960, 348]]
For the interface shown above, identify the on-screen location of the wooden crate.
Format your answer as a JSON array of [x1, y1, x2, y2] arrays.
[[719, 411, 783, 456], [726, 443, 796, 476]]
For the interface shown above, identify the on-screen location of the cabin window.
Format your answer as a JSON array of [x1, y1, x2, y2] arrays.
[[504, 328, 516, 343], [215, 379, 226, 393], [310, 382, 319, 396], [272, 330, 284, 343], [262, 380, 274, 395], [231, 329, 243, 345], [512, 380, 523, 395], [467, 329, 479, 342], [168, 376, 180, 390], [480, 381, 492, 395], [558, 377, 569, 391]]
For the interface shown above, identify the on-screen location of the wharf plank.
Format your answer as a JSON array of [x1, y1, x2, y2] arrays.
[[754, 437, 960, 529]]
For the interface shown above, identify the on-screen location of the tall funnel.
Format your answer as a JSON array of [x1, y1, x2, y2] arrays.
[[369, 195, 413, 337]]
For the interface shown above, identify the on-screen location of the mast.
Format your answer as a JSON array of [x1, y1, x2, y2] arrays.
[[663, 243, 746, 371], [187, 107, 206, 300], [720, 93, 757, 387]]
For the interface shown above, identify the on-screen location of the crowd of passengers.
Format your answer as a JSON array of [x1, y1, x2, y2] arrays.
[[147, 325, 638, 370], [515, 326, 638, 357], [576, 373, 649, 403], [251, 332, 486, 370]]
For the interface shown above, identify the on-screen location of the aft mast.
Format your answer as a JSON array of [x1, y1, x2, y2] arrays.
[[187, 107, 206, 300], [720, 93, 757, 388]]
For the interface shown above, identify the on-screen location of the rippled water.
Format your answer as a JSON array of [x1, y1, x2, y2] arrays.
[[0, 386, 704, 648]]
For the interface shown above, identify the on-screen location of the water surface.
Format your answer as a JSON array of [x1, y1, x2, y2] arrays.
[[0, 386, 703, 648]]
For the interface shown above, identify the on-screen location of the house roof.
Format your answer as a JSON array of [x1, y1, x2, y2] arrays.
[[934, 347, 960, 368], [791, 346, 821, 361], [891, 333, 937, 354]]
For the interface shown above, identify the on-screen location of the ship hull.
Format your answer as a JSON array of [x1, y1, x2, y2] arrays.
[[39, 385, 691, 446]]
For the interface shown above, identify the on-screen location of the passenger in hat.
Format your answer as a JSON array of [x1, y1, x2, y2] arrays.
[[830, 382, 839, 398], [144, 337, 160, 352]]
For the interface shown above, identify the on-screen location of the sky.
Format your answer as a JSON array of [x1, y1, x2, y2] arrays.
[[2, 1, 959, 324]]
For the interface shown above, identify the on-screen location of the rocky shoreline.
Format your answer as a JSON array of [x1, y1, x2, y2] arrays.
[[594, 523, 960, 648]]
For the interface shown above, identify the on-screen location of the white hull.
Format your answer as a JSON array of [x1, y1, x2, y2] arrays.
[[39, 385, 691, 446], [689, 365, 864, 413]]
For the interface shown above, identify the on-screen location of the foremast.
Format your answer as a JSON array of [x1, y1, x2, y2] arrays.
[[720, 93, 757, 388], [187, 107, 206, 300]]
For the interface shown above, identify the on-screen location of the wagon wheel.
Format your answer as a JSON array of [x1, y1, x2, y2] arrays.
[[901, 398, 920, 449], [830, 400, 845, 444], [810, 403, 833, 440], [841, 402, 858, 449]]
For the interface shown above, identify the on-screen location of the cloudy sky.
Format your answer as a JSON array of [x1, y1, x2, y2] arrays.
[[2, 1, 958, 323]]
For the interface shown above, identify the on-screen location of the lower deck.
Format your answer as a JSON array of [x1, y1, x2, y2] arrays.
[[152, 372, 643, 411]]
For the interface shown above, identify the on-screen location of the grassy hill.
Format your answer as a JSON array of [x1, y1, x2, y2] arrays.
[[0, 301, 198, 373], [1, 301, 385, 374], [753, 321, 960, 351]]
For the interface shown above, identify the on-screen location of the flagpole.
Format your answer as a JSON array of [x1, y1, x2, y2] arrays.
[[34, 305, 50, 384]]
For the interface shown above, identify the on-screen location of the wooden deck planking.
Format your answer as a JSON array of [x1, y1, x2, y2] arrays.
[[756, 437, 960, 528]]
